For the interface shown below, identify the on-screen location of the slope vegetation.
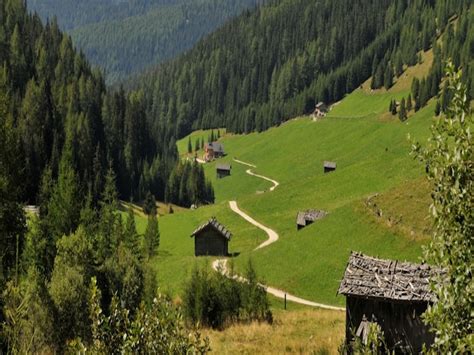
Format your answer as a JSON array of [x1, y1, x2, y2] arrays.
[[136, 72, 439, 306], [29, 0, 262, 83]]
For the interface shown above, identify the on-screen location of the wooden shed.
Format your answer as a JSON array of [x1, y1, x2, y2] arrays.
[[323, 161, 337, 173], [190, 218, 232, 256], [204, 142, 226, 161], [296, 210, 327, 230], [338, 252, 440, 353], [216, 163, 231, 179], [312, 102, 328, 120]]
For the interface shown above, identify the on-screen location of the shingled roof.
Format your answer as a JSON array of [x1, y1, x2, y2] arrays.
[[296, 210, 327, 226], [324, 161, 337, 169], [338, 252, 440, 303], [216, 163, 231, 171], [191, 218, 232, 240]]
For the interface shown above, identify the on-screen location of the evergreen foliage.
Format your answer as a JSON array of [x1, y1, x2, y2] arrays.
[[29, 0, 262, 84], [183, 261, 272, 329], [132, 0, 473, 137]]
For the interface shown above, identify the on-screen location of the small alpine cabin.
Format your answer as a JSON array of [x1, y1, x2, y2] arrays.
[[312, 102, 328, 120], [323, 161, 337, 173], [204, 142, 225, 162], [190, 218, 232, 256], [296, 210, 327, 230], [338, 252, 439, 353], [216, 163, 231, 179]]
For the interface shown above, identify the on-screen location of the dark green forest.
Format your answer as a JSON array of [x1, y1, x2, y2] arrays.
[[0, 0, 214, 206], [134, 0, 473, 137], [28, 0, 264, 83]]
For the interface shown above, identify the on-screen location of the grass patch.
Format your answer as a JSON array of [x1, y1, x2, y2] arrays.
[[202, 306, 344, 354]]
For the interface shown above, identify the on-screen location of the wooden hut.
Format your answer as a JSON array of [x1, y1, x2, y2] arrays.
[[296, 210, 327, 230], [338, 252, 440, 353], [204, 142, 225, 161], [323, 161, 337, 173], [216, 163, 231, 179], [312, 102, 328, 120], [190, 218, 232, 256]]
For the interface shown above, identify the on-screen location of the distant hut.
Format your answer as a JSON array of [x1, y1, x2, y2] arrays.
[[338, 252, 440, 353], [24, 205, 40, 216], [312, 102, 328, 120], [190, 218, 232, 256], [323, 161, 337, 173], [204, 142, 225, 161], [296, 210, 327, 230], [216, 163, 231, 179]]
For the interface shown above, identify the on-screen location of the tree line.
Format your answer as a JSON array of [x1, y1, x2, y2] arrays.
[[132, 0, 472, 137]]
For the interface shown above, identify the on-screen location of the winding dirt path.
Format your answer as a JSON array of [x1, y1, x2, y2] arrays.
[[233, 158, 279, 191], [214, 159, 345, 311], [212, 259, 345, 312], [229, 201, 278, 250]]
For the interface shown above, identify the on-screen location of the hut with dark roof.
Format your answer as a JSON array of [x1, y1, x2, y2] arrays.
[[190, 218, 232, 256], [338, 252, 440, 353], [296, 210, 327, 230], [323, 161, 337, 173], [216, 163, 231, 179]]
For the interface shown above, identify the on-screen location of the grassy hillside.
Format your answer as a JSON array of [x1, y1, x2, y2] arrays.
[[133, 77, 438, 307]]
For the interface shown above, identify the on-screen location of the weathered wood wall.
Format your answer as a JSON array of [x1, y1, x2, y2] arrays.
[[195, 229, 228, 256], [345, 296, 434, 353]]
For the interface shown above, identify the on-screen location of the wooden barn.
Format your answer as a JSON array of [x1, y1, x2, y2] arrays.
[[190, 218, 232, 256], [338, 252, 439, 353], [323, 161, 337, 173], [312, 102, 328, 120], [216, 163, 231, 179], [296, 210, 327, 230], [204, 142, 225, 161]]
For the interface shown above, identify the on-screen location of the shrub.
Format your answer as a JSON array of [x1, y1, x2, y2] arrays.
[[183, 260, 272, 329]]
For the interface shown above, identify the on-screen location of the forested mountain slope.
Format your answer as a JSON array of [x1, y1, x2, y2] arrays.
[[135, 0, 473, 137], [28, 0, 264, 83], [0, 0, 213, 206]]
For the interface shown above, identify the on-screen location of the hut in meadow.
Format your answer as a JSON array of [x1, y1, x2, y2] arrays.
[[312, 102, 328, 120], [191, 218, 232, 256], [338, 252, 440, 353], [216, 163, 231, 179], [204, 142, 225, 161], [323, 161, 337, 173], [296, 210, 327, 230]]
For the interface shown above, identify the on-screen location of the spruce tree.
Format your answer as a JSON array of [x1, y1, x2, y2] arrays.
[[124, 208, 140, 257], [384, 64, 393, 89], [398, 97, 407, 121], [187, 137, 192, 154], [391, 100, 397, 115], [143, 215, 160, 259], [406, 94, 412, 111]]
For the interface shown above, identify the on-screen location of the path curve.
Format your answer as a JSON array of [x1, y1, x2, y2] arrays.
[[233, 158, 279, 191], [217, 159, 344, 310], [212, 259, 345, 312], [229, 201, 278, 250]]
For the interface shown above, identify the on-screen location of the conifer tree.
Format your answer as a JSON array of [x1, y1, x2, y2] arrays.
[[391, 100, 397, 115], [398, 97, 407, 121], [384, 64, 393, 89], [187, 137, 192, 154], [124, 208, 140, 257], [143, 214, 160, 259], [406, 94, 412, 111]]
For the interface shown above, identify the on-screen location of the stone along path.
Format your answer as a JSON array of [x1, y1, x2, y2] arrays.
[[213, 158, 345, 311]]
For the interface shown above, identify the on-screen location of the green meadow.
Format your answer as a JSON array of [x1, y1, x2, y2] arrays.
[[136, 83, 437, 306]]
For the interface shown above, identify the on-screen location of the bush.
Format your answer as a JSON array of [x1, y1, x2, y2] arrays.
[[183, 260, 272, 329]]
